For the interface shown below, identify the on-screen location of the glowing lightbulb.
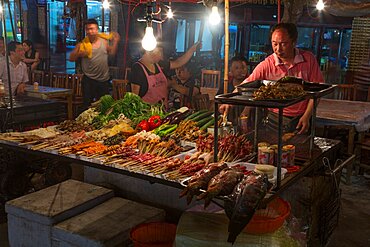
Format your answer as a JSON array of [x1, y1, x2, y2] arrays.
[[316, 0, 324, 10], [102, 0, 109, 9], [167, 7, 173, 19], [142, 26, 157, 51], [209, 6, 221, 25]]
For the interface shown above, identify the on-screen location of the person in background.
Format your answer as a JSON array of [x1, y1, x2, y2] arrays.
[[22, 40, 40, 72], [168, 61, 200, 109], [217, 56, 249, 130], [69, 18, 120, 109], [0, 41, 29, 95], [218, 55, 248, 94], [219, 23, 324, 134], [130, 42, 201, 107]]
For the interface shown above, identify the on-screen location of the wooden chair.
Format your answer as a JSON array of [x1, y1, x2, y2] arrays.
[[332, 84, 357, 100], [354, 84, 370, 102], [200, 69, 221, 101], [192, 94, 210, 111], [50, 72, 69, 88], [30, 70, 45, 85], [71, 74, 84, 117], [354, 132, 370, 176], [200, 69, 221, 88], [124, 67, 131, 81], [112, 79, 128, 100]]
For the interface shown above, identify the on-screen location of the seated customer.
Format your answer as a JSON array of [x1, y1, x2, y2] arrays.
[[0, 41, 29, 95], [218, 55, 248, 94], [22, 40, 40, 72], [168, 61, 200, 109], [218, 56, 249, 130]]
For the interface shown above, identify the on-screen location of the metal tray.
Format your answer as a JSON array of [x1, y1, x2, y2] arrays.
[[215, 92, 308, 108], [234, 79, 336, 101]]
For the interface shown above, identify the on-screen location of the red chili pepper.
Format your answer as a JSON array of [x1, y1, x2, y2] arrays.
[[137, 120, 150, 131], [148, 115, 162, 130]]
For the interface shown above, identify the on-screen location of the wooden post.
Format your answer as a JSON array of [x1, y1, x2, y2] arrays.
[[224, 0, 229, 94]]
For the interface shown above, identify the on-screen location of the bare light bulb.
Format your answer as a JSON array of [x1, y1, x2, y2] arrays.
[[316, 0, 324, 10], [102, 0, 110, 9], [209, 6, 220, 25], [142, 26, 157, 51], [167, 8, 173, 18]]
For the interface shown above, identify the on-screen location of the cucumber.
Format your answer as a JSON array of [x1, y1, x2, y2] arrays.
[[196, 116, 214, 127], [185, 109, 208, 121], [200, 118, 215, 130], [192, 111, 213, 122]]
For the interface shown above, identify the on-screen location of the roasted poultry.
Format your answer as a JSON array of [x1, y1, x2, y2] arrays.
[[225, 172, 269, 244], [197, 168, 244, 209], [180, 162, 228, 204]]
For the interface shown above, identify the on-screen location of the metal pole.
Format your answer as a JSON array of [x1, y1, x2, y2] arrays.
[[5, 0, 16, 40], [224, 0, 229, 94], [1, 0, 14, 122], [102, 2, 105, 32], [17, 0, 23, 40]]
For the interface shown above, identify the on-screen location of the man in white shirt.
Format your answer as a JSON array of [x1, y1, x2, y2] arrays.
[[0, 41, 29, 95]]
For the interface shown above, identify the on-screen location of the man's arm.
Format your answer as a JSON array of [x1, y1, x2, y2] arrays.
[[170, 42, 201, 70], [69, 43, 87, 62], [168, 79, 190, 96], [107, 32, 120, 56]]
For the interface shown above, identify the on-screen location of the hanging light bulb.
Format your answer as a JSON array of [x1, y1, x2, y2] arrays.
[[102, 0, 110, 9], [209, 6, 221, 25], [167, 7, 173, 19], [316, 0, 325, 10], [142, 26, 157, 51]]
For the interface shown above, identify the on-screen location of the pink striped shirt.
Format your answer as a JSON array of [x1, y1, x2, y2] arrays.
[[243, 48, 324, 116]]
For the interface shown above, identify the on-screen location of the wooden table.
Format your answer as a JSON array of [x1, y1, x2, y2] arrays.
[[25, 85, 73, 120], [316, 98, 370, 183]]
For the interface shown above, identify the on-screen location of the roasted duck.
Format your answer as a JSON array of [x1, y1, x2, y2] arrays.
[[180, 162, 227, 204], [197, 168, 244, 209], [225, 172, 269, 244]]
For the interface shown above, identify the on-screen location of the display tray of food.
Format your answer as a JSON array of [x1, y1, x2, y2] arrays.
[[217, 77, 336, 106]]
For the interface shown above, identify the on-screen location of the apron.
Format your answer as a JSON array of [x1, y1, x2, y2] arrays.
[[138, 62, 168, 106]]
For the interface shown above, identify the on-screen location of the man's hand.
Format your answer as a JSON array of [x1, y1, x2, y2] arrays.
[[111, 32, 120, 43], [75, 43, 88, 58], [296, 114, 310, 134], [219, 104, 232, 115], [16, 83, 26, 95], [191, 41, 202, 52]]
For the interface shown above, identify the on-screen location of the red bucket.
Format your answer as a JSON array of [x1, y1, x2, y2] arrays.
[[244, 197, 291, 234], [130, 222, 177, 247]]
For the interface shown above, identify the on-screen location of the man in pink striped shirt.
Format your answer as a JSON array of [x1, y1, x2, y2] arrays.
[[220, 23, 324, 134]]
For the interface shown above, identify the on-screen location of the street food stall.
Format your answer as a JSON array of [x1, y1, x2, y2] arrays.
[[0, 79, 354, 246]]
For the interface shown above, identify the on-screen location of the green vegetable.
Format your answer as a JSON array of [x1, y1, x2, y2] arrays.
[[99, 95, 115, 114], [200, 118, 215, 130], [196, 116, 214, 127], [157, 124, 178, 137], [185, 110, 208, 121], [192, 111, 213, 122]]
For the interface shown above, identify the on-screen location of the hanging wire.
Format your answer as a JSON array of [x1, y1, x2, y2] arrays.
[[322, 157, 342, 196]]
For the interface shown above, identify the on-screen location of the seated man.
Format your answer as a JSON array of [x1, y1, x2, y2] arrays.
[[168, 61, 200, 109], [218, 56, 248, 94], [0, 41, 29, 95], [218, 56, 249, 130]]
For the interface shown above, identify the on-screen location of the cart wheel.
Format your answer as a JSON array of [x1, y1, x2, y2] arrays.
[[0, 170, 28, 198], [45, 162, 72, 185]]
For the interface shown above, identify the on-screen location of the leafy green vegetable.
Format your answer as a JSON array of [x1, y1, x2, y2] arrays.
[[98, 95, 115, 114]]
